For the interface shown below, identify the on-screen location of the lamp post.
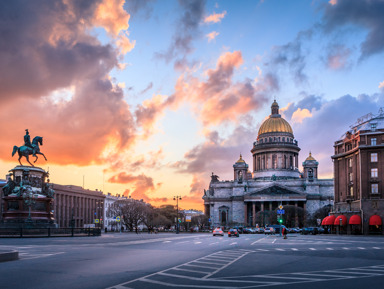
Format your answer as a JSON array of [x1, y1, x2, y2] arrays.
[[173, 196, 182, 234], [96, 200, 104, 229], [23, 189, 36, 227]]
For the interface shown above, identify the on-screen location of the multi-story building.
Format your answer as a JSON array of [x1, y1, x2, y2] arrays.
[[332, 109, 384, 234], [203, 101, 334, 228], [52, 184, 105, 228], [104, 193, 130, 231]]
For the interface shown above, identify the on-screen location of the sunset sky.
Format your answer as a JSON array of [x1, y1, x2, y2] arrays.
[[1, 0, 383, 210]]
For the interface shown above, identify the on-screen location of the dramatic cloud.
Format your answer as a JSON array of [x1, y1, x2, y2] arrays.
[[0, 0, 137, 166], [109, 172, 156, 202], [322, 0, 384, 60], [379, 81, 384, 90], [206, 31, 219, 42], [267, 30, 312, 85], [156, 0, 206, 67], [204, 11, 227, 23]]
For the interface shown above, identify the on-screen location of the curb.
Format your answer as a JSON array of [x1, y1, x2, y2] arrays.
[[0, 250, 19, 263]]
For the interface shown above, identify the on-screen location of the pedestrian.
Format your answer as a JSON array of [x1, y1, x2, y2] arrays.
[[282, 227, 287, 239]]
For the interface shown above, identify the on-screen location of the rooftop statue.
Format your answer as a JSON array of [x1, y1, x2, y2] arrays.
[[12, 129, 47, 167]]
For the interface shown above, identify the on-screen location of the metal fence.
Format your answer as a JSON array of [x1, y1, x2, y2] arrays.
[[0, 227, 101, 238]]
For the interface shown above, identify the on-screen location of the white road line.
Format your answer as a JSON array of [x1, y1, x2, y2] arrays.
[[172, 267, 207, 274], [373, 247, 381, 249], [194, 242, 202, 244], [202, 252, 250, 279], [326, 248, 334, 250], [272, 239, 277, 244], [251, 238, 266, 245], [176, 241, 190, 244], [276, 249, 285, 251], [181, 263, 216, 269], [342, 247, 350, 250], [291, 248, 298, 251], [229, 242, 237, 245], [309, 248, 316, 250], [162, 241, 171, 243]]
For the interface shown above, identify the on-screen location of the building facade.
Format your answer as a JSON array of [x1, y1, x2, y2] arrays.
[[53, 184, 105, 228], [203, 101, 334, 228], [332, 109, 384, 234]]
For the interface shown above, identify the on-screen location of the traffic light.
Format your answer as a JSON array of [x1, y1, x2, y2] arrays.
[[277, 215, 283, 224]]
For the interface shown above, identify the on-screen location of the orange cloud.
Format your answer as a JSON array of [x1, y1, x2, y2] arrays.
[[291, 108, 313, 124], [379, 81, 384, 89], [206, 31, 219, 42], [204, 11, 227, 23], [93, 0, 130, 36], [329, 0, 338, 5]]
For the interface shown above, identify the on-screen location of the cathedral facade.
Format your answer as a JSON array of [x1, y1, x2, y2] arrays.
[[203, 101, 334, 228]]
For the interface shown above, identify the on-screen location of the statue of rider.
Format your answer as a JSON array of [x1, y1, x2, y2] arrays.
[[24, 129, 36, 157]]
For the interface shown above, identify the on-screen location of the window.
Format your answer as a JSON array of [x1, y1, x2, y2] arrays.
[[371, 168, 378, 178], [349, 173, 353, 182], [349, 158, 353, 167], [272, 154, 277, 169], [372, 184, 379, 194], [282, 137, 285, 142], [371, 138, 377, 146], [371, 153, 378, 162], [371, 123, 377, 131], [349, 186, 353, 196]]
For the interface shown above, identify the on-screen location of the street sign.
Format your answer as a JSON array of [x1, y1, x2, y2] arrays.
[[278, 205, 283, 210], [186, 216, 191, 222], [94, 219, 99, 223], [277, 209, 285, 214], [116, 216, 121, 222]]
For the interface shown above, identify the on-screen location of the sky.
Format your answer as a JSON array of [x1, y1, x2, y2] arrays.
[[0, 0, 383, 210]]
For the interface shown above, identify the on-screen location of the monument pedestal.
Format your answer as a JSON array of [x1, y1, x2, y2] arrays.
[[1, 166, 56, 228]]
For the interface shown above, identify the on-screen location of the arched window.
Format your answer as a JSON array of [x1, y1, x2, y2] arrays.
[[272, 154, 277, 169], [282, 137, 285, 142], [290, 156, 293, 169]]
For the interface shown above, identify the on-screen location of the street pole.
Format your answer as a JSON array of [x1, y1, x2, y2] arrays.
[[174, 196, 182, 234]]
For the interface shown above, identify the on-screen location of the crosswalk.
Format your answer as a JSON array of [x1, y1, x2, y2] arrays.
[[107, 249, 384, 289]]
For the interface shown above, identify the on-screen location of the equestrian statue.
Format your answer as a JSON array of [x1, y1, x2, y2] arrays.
[[12, 129, 47, 167]]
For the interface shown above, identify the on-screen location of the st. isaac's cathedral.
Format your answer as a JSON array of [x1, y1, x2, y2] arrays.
[[203, 101, 334, 228]]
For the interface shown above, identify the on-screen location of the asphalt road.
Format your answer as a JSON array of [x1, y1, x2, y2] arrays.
[[1, 232, 384, 289]]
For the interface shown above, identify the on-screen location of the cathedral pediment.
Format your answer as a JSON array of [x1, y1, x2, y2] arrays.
[[246, 183, 304, 196]]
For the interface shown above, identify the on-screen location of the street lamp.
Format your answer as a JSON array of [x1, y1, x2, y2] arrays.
[[173, 196, 182, 234], [96, 200, 104, 229]]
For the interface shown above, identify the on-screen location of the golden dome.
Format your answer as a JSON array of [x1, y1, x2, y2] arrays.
[[236, 154, 245, 163], [258, 100, 293, 136], [258, 117, 293, 135], [305, 152, 316, 161]]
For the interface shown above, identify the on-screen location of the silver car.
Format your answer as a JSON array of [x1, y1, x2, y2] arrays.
[[213, 227, 224, 236]]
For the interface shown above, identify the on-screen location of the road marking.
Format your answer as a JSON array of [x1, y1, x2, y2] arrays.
[[251, 237, 267, 245], [373, 247, 381, 249], [194, 241, 202, 244], [291, 248, 298, 251], [230, 242, 237, 245], [162, 241, 171, 243], [272, 239, 277, 244], [326, 248, 334, 250], [342, 247, 350, 250], [202, 251, 250, 279], [276, 249, 285, 251], [357, 247, 366, 250], [309, 248, 316, 250]]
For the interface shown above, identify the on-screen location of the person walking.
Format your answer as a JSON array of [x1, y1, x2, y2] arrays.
[[282, 227, 287, 239]]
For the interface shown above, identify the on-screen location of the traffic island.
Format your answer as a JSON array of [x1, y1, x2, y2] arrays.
[[0, 250, 19, 262]]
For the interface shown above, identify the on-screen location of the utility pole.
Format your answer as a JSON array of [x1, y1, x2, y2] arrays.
[[173, 196, 182, 234]]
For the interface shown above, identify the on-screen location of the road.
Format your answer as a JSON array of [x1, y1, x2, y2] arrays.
[[1, 232, 384, 289]]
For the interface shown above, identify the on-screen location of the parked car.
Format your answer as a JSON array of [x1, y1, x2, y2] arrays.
[[264, 227, 275, 235], [255, 228, 265, 234], [213, 227, 224, 236], [301, 227, 318, 235], [228, 228, 240, 237]]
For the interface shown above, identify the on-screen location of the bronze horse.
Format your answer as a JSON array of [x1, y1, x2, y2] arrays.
[[12, 136, 47, 167]]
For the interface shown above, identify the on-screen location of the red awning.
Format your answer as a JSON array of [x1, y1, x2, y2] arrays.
[[324, 215, 336, 225], [334, 215, 347, 226], [321, 217, 328, 226], [369, 215, 382, 226], [349, 215, 361, 225]]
